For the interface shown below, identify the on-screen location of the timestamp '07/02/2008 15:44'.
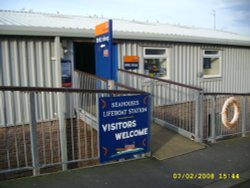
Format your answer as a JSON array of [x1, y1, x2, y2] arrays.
[[172, 173, 240, 180]]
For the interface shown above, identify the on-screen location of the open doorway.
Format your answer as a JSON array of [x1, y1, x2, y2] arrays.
[[74, 42, 95, 74]]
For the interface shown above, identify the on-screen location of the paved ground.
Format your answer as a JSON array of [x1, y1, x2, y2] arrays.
[[1, 134, 250, 188], [151, 123, 205, 160]]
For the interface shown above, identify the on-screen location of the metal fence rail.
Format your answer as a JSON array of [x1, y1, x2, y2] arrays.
[[1, 71, 249, 179], [118, 69, 203, 141], [118, 69, 250, 143], [0, 86, 145, 179], [74, 71, 141, 119], [203, 93, 250, 143]]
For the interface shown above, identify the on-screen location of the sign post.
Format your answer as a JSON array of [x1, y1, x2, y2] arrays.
[[95, 20, 116, 80], [98, 94, 151, 163]]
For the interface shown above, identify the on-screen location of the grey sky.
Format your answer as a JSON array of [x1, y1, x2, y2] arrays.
[[1, 0, 249, 36]]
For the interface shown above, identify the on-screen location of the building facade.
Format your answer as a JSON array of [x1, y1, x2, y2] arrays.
[[1, 10, 249, 94]]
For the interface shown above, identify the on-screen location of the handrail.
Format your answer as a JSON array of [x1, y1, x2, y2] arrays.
[[0, 86, 147, 94], [204, 92, 250, 96], [75, 70, 142, 91], [118, 69, 203, 91], [114, 82, 140, 91], [75, 70, 108, 83]]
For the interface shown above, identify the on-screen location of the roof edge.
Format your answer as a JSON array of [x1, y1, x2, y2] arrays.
[[1, 25, 250, 47], [0, 25, 94, 37]]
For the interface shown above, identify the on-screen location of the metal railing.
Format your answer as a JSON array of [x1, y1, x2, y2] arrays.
[[0, 86, 145, 179], [118, 69, 250, 143], [74, 71, 142, 120], [1, 70, 249, 179], [203, 93, 250, 143], [118, 69, 203, 141]]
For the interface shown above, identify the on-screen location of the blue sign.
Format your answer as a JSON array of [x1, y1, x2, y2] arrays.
[[124, 62, 139, 70], [61, 59, 72, 87], [95, 20, 117, 81], [99, 94, 151, 163]]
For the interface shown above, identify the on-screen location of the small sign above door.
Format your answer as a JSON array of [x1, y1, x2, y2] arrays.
[[124, 56, 139, 70]]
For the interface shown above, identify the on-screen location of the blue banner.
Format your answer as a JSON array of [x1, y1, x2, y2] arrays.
[[99, 94, 151, 163]]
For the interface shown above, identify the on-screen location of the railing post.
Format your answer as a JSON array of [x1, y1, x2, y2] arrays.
[[29, 92, 40, 176], [108, 80, 115, 90], [195, 90, 203, 143], [241, 96, 247, 137], [211, 96, 216, 143], [57, 92, 68, 171], [54, 36, 68, 170], [150, 80, 155, 122]]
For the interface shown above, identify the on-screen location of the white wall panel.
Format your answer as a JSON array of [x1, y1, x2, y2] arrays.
[[0, 37, 57, 126]]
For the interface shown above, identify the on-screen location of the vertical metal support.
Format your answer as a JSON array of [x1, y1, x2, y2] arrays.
[[108, 80, 115, 90], [241, 96, 247, 137], [199, 92, 204, 142], [75, 92, 81, 160], [55, 36, 68, 170], [68, 92, 75, 160], [57, 92, 68, 170], [194, 91, 200, 142], [65, 92, 71, 118], [211, 96, 216, 143], [96, 93, 100, 160], [29, 92, 40, 176], [150, 80, 155, 122], [2, 91, 11, 168], [195, 91, 203, 143]]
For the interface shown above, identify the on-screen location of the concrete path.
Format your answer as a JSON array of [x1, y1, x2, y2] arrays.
[[1, 134, 250, 188]]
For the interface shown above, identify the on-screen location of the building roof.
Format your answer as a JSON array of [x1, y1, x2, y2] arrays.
[[0, 10, 250, 47]]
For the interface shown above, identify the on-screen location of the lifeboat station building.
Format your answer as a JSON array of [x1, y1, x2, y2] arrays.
[[0, 10, 250, 179]]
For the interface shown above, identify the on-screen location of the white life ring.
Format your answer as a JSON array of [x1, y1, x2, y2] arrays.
[[221, 97, 240, 129]]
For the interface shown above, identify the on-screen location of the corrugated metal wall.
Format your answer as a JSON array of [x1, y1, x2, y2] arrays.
[[172, 44, 250, 93], [1, 37, 249, 126], [0, 37, 58, 87], [0, 37, 59, 126], [117, 41, 250, 93]]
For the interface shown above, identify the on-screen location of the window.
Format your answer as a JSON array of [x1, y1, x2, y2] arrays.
[[143, 48, 168, 78], [145, 49, 166, 55], [203, 50, 221, 78]]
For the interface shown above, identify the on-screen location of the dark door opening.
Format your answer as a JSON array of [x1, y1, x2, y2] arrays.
[[74, 42, 95, 74]]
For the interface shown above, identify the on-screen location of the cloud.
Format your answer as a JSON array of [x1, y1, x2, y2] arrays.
[[221, 0, 250, 23]]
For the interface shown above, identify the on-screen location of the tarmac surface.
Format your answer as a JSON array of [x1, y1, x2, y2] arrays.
[[0, 134, 250, 188]]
